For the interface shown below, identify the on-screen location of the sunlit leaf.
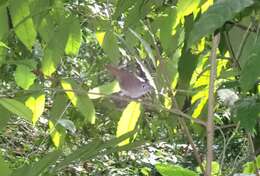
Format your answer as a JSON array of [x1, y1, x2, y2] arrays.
[[0, 98, 32, 122], [95, 32, 106, 46], [9, 0, 36, 50], [41, 15, 78, 76], [177, 0, 200, 18], [48, 93, 68, 148], [116, 101, 141, 146], [25, 92, 45, 125], [48, 120, 65, 148], [156, 164, 198, 176], [188, 0, 254, 48], [65, 16, 82, 55], [61, 79, 96, 124], [96, 31, 120, 62], [14, 65, 36, 90], [88, 81, 120, 99]]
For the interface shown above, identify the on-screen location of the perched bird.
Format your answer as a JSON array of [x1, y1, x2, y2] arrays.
[[105, 64, 151, 98]]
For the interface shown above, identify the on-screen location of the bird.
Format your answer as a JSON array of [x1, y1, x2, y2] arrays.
[[105, 64, 152, 98]]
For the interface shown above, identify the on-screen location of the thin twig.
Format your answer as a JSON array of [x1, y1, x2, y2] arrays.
[[236, 22, 253, 61], [223, 31, 241, 70], [218, 122, 240, 175], [205, 33, 220, 176], [247, 133, 260, 176]]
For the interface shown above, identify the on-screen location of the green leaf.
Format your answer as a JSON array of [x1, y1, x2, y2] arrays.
[[113, 0, 135, 19], [0, 6, 8, 40], [156, 164, 198, 176], [96, 31, 120, 63], [116, 101, 141, 146], [129, 28, 156, 67], [0, 106, 12, 130], [57, 119, 76, 134], [177, 0, 200, 18], [49, 93, 68, 121], [159, 7, 178, 55], [48, 120, 66, 148], [9, 0, 37, 50], [65, 16, 82, 55], [14, 65, 36, 90], [88, 81, 120, 99], [11, 150, 61, 176], [176, 50, 198, 107], [48, 93, 68, 148], [41, 15, 75, 76], [232, 97, 260, 131], [0, 98, 32, 122], [240, 41, 260, 91], [0, 6, 9, 65], [187, 0, 254, 48], [30, 0, 51, 29], [0, 155, 11, 176], [25, 92, 45, 125], [61, 79, 96, 124]]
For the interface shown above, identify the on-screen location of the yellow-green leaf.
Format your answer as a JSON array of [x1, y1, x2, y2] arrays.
[[88, 81, 120, 99], [116, 101, 141, 146], [65, 16, 82, 55], [61, 79, 96, 124], [48, 120, 65, 148], [25, 93, 45, 125], [0, 98, 32, 122]]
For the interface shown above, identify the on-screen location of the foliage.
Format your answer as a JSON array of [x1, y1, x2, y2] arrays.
[[0, 0, 260, 175]]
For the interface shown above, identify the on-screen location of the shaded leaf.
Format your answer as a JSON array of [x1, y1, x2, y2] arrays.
[[112, 0, 135, 19], [57, 119, 76, 133], [0, 6, 8, 40], [11, 150, 61, 176], [129, 28, 156, 67], [232, 97, 260, 131], [116, 101, 141, 146], [0, 106, 12, 130], [61, 79, 96, 124], [188, 0, 254, 48], [9, 0, 36, 50], [14, 65, 36, 90], [0, 155, 11, 176], [240, 41, 260, 91], [159, 7, 178, 55], [0, 98, 32, 122]]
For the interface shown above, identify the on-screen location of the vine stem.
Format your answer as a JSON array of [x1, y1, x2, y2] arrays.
[[205, 33, 220, 176]]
